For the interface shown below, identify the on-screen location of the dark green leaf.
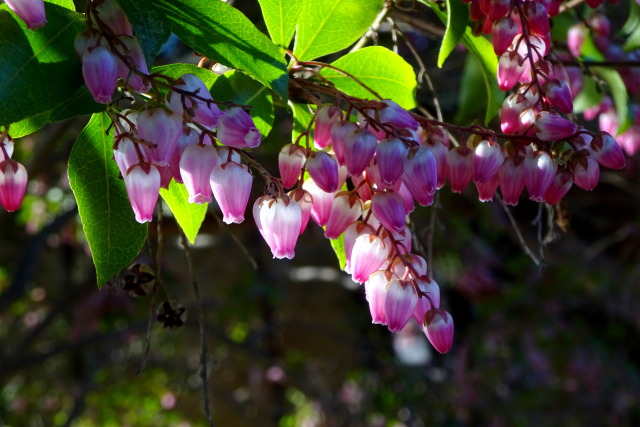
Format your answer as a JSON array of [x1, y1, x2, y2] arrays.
[[293, 0, 384, 61], [115, 0, 171, 67], [0, 3, 86, 125], [455, 54, 486, 124], [438, 0, 468, 68], [319, 46, 417, 109], [573, 75, 603, 114], [257, 0, 301, 48], [68, 113, 147, 287], [623, 25, 640, 51], [212, 71, 275, 138], [152, 63, 220, 88], [138, 0, 288, 100], [160, 180, 207, 245], [596, 68, 632, 134]]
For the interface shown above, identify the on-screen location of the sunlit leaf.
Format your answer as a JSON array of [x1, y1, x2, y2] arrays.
[[257, 0, 301, 48], [160, 180, 207, 245], [437, 0, 468, 68]]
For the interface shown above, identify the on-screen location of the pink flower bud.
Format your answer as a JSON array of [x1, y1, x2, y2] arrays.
[[543, 169, 573, 205], [525, 151, 557, 202], [573, 156, 599, 191], [5, 0, 46, 30], [82, 47, 118, 104], [170, 126, 201, 183], [365, 270, 394, 325], [306, 151, 339, 193], [253, 195, 302, 259], [180, 144, 218, 204], [523, 1, 550, 37], [324, 192, 363, 239], [137, 109, 183, 166], [492, 17, 519, 56], [501, 94, 527, 134], [423, 309, 454, 354], [402, 147, 437, 205], [475, 173, 500, 202], [302, 178, 334, 227], [377, 99, 419, 130], [113, 136, 139, 177], [447, 146, 473, 193], [124, 164, 160, 223], [535, 112, 578, 141], [498, 156, 526, 205], [117, 36, 151, 93], [425, 134, 449, 189], [350, 234, 389, 283], [372, 192, 406, 233], [567, 24, 586, 58], [278, 144, 306, 189], [497, 51, 524, 91], [412, 278, 440, 324], [385, 279, 419, 333], [216, 108, 261, 149], [588, 13, 610, 38], [618, 126, 640, 156], [0, 159, 28, 212], [565, 66, 584, 97], [545, 79, 573, 114], [488, 0, 510, 21], [96, 0, 133, 36], [590, 133, 625, 169], [375, 137, 409, 188], [288, 188, 313, 235], [330, 120, 358, 165], [343, 128, 378, 175], [518, 108, 537, 136], [314, 105, 342, 149], [473, 140, 504, 184], [343, 221, 375, 273], [210, 161, 252, 224], [168, 74, 222, 128]]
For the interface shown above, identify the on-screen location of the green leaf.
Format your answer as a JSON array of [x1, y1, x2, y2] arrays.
[[329, 235, 347, 270], [212, 71, 275, 138], [319, 46, 417, 109], [160, 180, 207, 245], [115, 0, 171, 67], [152, 63, 220, 88], [622, 0, 640, 36], [45, 0, 75, 10], [623, 25, 640, 51], [572, 75, 603, 114], [437, 0, 468, 68], [455, 54, 486, 124], [139, 0, 288, 100], [595, 68, 632, 134], [68, 113, 147, 287], [290, 101, 314, 145], [293, 0, 384, 61], [257, 0, 301, 48], [0, 3, 86, 125]]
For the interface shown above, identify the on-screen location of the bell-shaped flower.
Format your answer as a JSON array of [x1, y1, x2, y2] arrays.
[[96, 0, 133, 35], [385, 279, 419, 332], [330, 120, 358, 165], [253, 195, 302, 259], [523, 1, 549, 37], [498, 156, 526, 205], [343, 221, 375, 274], [157, 165, 173, 190], [371, 191, 406, 233], [278, 144, 306, 189], [0, 159, 28, 212], [501, 94, 528, 134], [473, 140, 504, 184], [525, 151, 557, 202], [590, 133, 625, 170], [447, 146, 473, 193], [169, 126, 201, 183], [401, 147, 437, 205], [422, 309, 454, 354], [544, 79, 573, 115], [289, 188, 313, 235], [82, 47, 118, 104], [168, 74, 222, 128], [5, 0, 46, 29], [492, 17, 519, 56], [324, 192, 363, 239], [314, 105, 342, 149], [535, 112, 578, 141], [377, 99, 419, 130], [543, 169, 573, 205], [412, 278, 440, 324], [573, 156, 599, 191], [397, 182, 416, 215], [497, 51, 524, 91], [113, 136, 139, 177], [350, 234, 389, 283], [475, 173, 500, 202], [488, 0, 510, 21], [180, 144, 218, 204], [306, 150, 339, 193], [124, 164, 160, 223], [376, 137, 408, 187], [365, 271, 393, 325], [302, 178, 334, 227], [116, 36, 151, 93], [343, 128, 378, 175], [216, 108, 261, 149], [518, 108, 537, 136], [137, 108, 182, 167], [210, 161, 252, 224]]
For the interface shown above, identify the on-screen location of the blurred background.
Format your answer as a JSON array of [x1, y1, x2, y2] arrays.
[[1, 0, 640, 425]]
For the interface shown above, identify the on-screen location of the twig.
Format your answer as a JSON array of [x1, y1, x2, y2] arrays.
[[349, 4, 389, 52], [496, 195, 543, 267], [181, 232, 214, 427], [426, 192, 440, 279]]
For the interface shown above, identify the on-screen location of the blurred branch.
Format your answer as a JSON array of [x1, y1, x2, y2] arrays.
[[496, 195, 544, 268]]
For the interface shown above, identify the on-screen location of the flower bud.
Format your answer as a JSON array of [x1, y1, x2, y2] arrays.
[[302, 178, 334, 227], [306, 151, 339, 193], [372, 192, 406, 233], [210, 161, 252, 224], [402, 147, 437, 205], [377, 99, 419, 130], [385, 279, 418, 333], [253, 195, 302, 259], [314, 105, 342, 149], [124, 164, 161, 223], [524, 151, 557, 202], [350, 234, 389, 283], [324, 192, 363, 239], [543, 169, 573, 205], [412, 278, 440, 324], [5, 0, 46, 30], [96, 0, 133, 35], [498, 156, 526, 205], [422, 309, 454, 354], [330, 120, 358, 165], [567, 24, 586, 58], [343, 128, 378, 176], [534, 112, 578, 141], [447, 146, 473, 193], [82, 47, 118, 104], [0, 159, 28, 212], [137, 109, 183, 166], [216, 108, 261, 149], [278, 144, 306, 189], [497, 51, 524, 91], [180, 144, 218, 204], [590, 133, 625, 170], [492, 17, 519, 56], [288, 188, 313, 235], [475, 173, 500, 202], [473, 140, 504, 184], [573, 156, 599, 191], [376, 137, 409, 187], [544, 79, 573, 114]]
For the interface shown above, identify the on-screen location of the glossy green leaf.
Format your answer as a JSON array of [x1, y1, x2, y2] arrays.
[[290, 101, 314, 145], [46, 0, 75, 10], [212, 71, 275, 138], [68, 113, 147, 287], [257, 0, 301, 48], [596, 68, 632, 135], [0, 3, 86, 125], [115, 0, 171, 67], [437, 0, 468, 68], [622, 0, 640, 35], [152, 63, 220, 88], [138, 0, 288, 100], [329, 235, 347, 270], [293, 0, 384, 61], [319, 46, 417, 109], [160, 180, 207, 245], [455, 54, 486, 124], [623, 25, 640, 51]]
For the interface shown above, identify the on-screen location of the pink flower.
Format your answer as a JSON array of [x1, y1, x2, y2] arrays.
[[535, 112, 578, 141], [497, 51, 524, 92], [402, 147, 437, 206], [168, 74, 222, 129], [82, 47, 118, 104], [210, 161, 253, 224], [543, 169, 573, 205], [278, 144, 306, 189], [590, 133, 625, 170], [302, 178, 334, 227], [544, 79, 573, 114], [475, 173, 500, 202], [472, 140, 504, 184], [525, 151, 557, 202], [179, 144, 219, 204], [498, 156, 526, 205], [376, 137, 408, 188], [343, 221, 375, 274], [350, 234, 389, 283], [288, 188, 313, 235], [314, 105, 342, 149], [377, 99, 419, 130], [324, 192, 363, 239], [385, 279, 418, 333], [447, 146, 473, 193], [5, 0, 46, 29], [567, 24, 586, 58], [492, 17, 519, 56], [216, 108, 261, 149], [343, 128, 378, 176], [253, 195, 302, 259], [422, 309, 454, 354], [116, 36, 151, 93], [137, 109, 183, 167], [0, 160, 28, 212], [306, 151, 339, 193], [124, 164, 161, 223], [573, 156, 600, 191], [412, 278, 440, 324], [365, 271, 393, 325], [371, 192, 406, 233], [330, 120, 358, 165], [96, 0, 133, 36]]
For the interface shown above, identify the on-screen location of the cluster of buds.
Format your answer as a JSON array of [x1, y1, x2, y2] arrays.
[[111, 73, 261, 224], [275, 100, 454, 353], [4, 0, 46, 30], [74, 0, 150, 104], [0, 131, 28, 212]]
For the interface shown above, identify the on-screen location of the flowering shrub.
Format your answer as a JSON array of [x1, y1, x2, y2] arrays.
[[1, 0, 639, 366]]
